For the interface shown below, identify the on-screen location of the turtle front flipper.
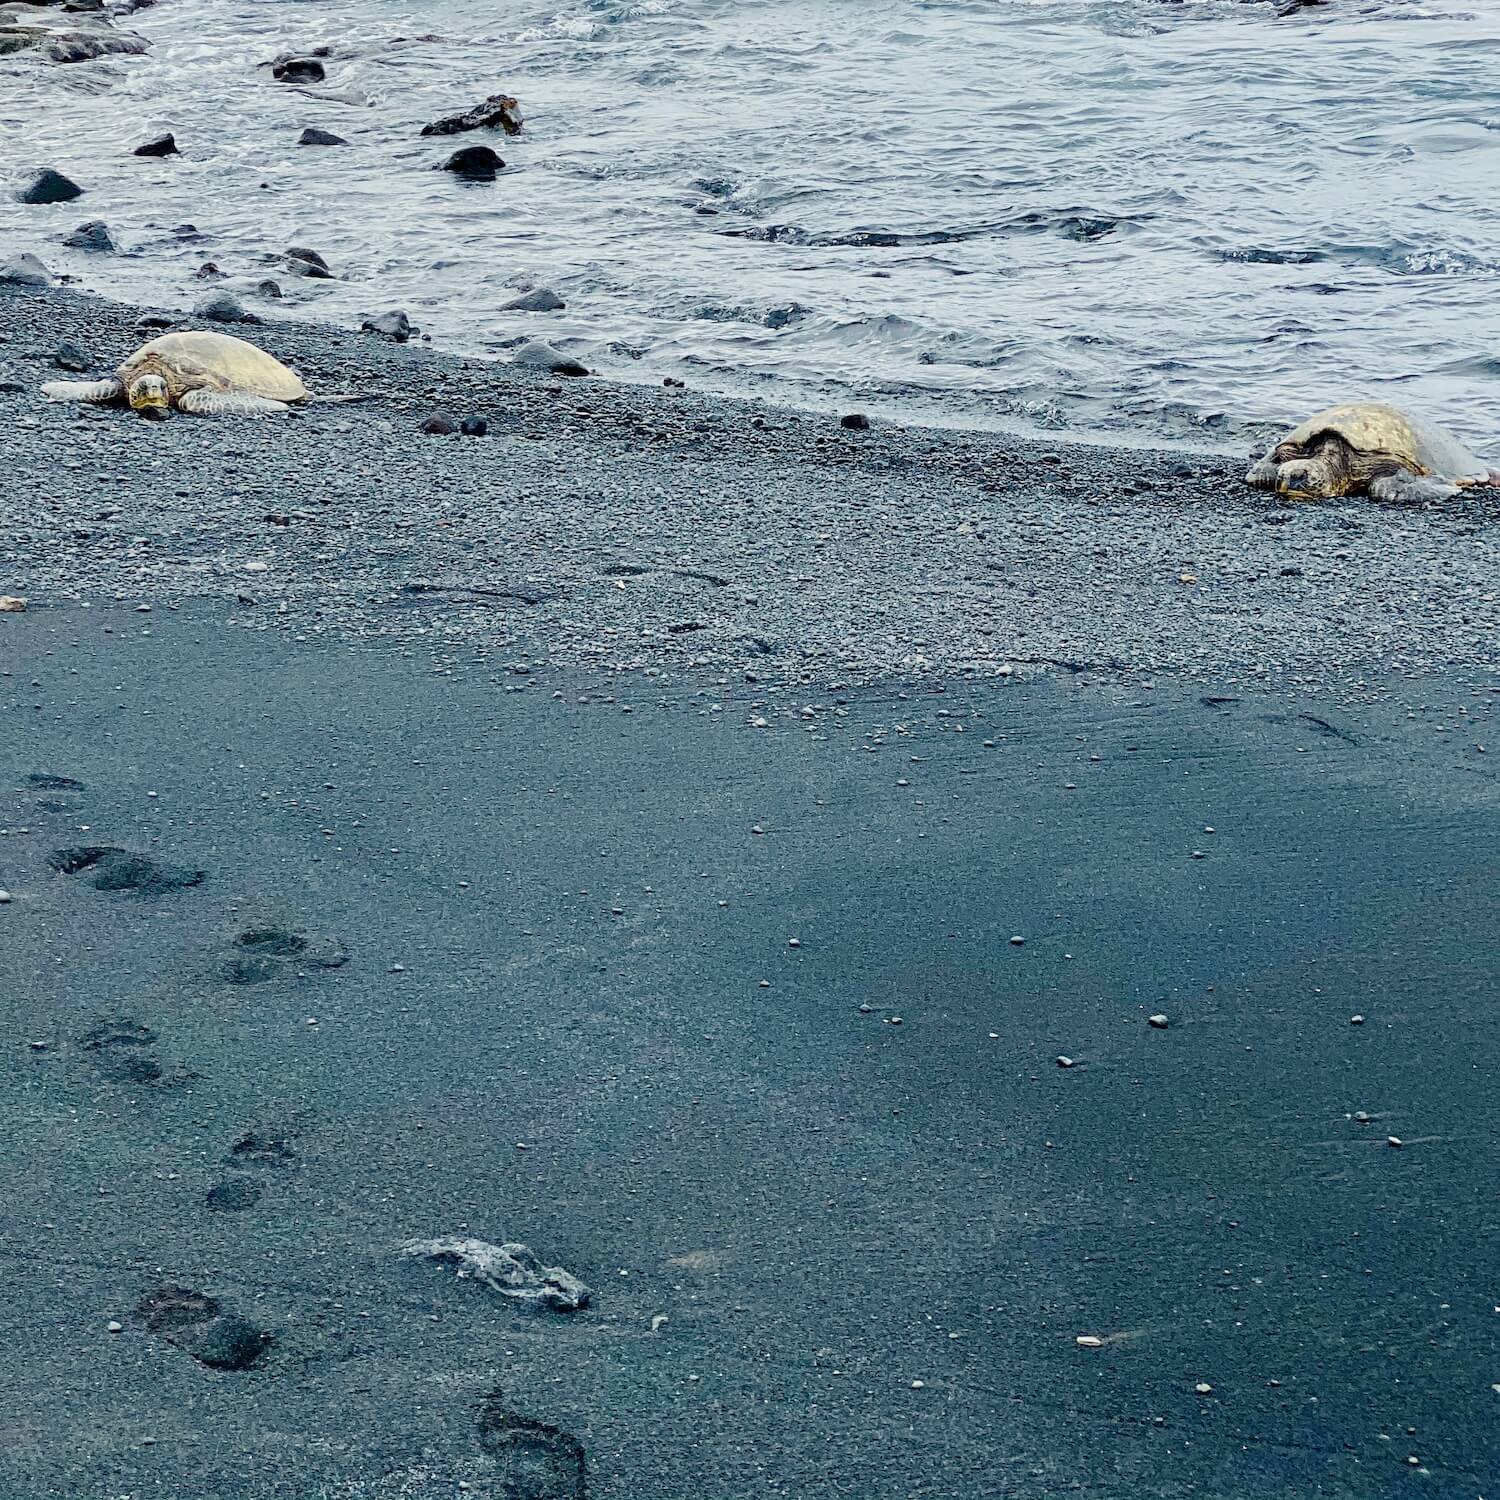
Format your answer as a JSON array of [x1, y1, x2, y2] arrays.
[[1366, 470, 1460, 505], [41, 377, 124, 404], [177, 390, 291, 416], [1244, 455, 1281, 490]]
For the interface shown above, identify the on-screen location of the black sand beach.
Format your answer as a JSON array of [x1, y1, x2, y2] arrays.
[[2, 286, 1498, 1498]]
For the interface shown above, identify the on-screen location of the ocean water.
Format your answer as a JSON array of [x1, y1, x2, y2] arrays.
[[3, 0, 1499, 452]]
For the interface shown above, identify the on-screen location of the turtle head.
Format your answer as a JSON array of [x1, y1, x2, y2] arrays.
[[1273, 434, 1351, 500], [126, 374, 171, 420]]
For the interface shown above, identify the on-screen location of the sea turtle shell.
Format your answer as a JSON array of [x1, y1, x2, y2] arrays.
[[1277, 403, 1488, 482], [116, 331, 309, 404]]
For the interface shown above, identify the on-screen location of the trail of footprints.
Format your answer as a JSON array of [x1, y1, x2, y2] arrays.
[[21, 769, 589, 1496]]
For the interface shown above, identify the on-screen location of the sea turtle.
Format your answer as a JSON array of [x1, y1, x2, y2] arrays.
[[41, 329, 333, 419], [1245, 402, 1499, 503]]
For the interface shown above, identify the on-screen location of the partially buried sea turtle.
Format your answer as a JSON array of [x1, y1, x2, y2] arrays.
[[1245, 402, 1499, 503], [41, 330, 347, 419]]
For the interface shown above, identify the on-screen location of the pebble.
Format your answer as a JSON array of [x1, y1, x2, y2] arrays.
[[0, 890, 11, 903], [1387, 1135, 1404, 1148], [1349, 1014, 1364, 1025], [1194, 1382, 1213, 1395], [1010, 935, 1025, 945], [910, 1379, 925, 1389], [107, 1320, 123, 1334], [1056, 1055, 1075, 1068], [0, 596, 28, 612], [787, 938, 801, 948], [1148, 1013, 1169, 1029], [1075, 1335, 1103, 1348]]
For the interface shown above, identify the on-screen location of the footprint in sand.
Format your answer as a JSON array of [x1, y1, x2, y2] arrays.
[[219, 926, 348, 985], [75, 1017, 192, 1086], [477, 1391, 587, 1500], [135, 1285, 271, 1371], [49, 845, 204, 895]]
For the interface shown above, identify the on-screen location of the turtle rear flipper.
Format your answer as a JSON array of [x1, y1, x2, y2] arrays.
[[177, 390, 290, 416], [41, 377, 123, 404], [1367, 470, 1459, 505]]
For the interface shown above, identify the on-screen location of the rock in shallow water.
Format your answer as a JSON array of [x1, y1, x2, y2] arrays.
[[284, 245, 333, 279], [362, 309, 411, 342], [504, 287, 565, 313], [0, 6, 149, 63], [133, 133, 178, 158], [441, 145, 503, 179], [0, 252, 51, 286], [421, 92, 523, 137], [15, 168, 82, 205], [272, 55, 324, 83], [298, 126, 347, 146], [512, 340, 588, 377], [63, 219, 114, 252]]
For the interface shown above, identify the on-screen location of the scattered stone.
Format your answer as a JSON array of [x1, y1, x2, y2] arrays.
[[840, 412, 871, 431], [421, 94, 524, 137], [1075, 1335, 1104, 1348], [0, 253, 51, 287], [53, 341, 89, 371], [399, 1235, 592, 1311], [442, 145, 503, 179], [1349, 1014, 1364, 1025], [461, 415, 488, 437], [1056, 1055, 1075, 1068], [63, 219, 114, 252], [362, 309, 411, 342], [1148, 1013, 1169, 1029], [1194, 1382, 1213, 1395], [15, 168, 82, 205], [422, 412, 457, 436], [1009, 934, 1025, 945], [107, 1320, 123, 1334], [133, 133, 178, 158], [0, 595, 28, 612], [193, 289, 249, 323], [503, 287, 565, 313], [1387, 1135, 1404, 1148], [0, 890, 11, 903], [512, 340, 588, 377], [298, 126, 347, 146], [136, 1285, 270, 1370], [272, 56, 324, 83]]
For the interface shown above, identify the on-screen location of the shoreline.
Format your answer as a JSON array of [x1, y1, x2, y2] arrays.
[[4, 281, 1500, 696]]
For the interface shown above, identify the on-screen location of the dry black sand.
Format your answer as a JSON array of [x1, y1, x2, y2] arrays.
[[1, 285, 1498, 1499]]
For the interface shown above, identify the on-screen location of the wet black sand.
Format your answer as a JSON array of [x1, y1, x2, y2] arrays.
[[2, 284, 1499, 1497], [3, 601, 1498, 1499]]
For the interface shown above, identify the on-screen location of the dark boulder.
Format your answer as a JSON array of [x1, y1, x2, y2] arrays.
[[298, 126, 347, 146], [840, 412, 871, 431], [362, 310, 411, 342], [512, 340, 588, 378], [421, 93, 523, 137], [441, 145, 502, 180], [461, 415, 488, 437], [133, 133, 178, 158], [0, 10, 149, 63], [195, 261, 225, 280], [54, 341, 90, 371], [15, 168, 83, 205], [422, 412, 457, 435], [272, 56, 324, 83], [503, 287, 565, 313], [193, 289, 249, 323], [255, 278, 284, 298], [63, 219, 114, 252]]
